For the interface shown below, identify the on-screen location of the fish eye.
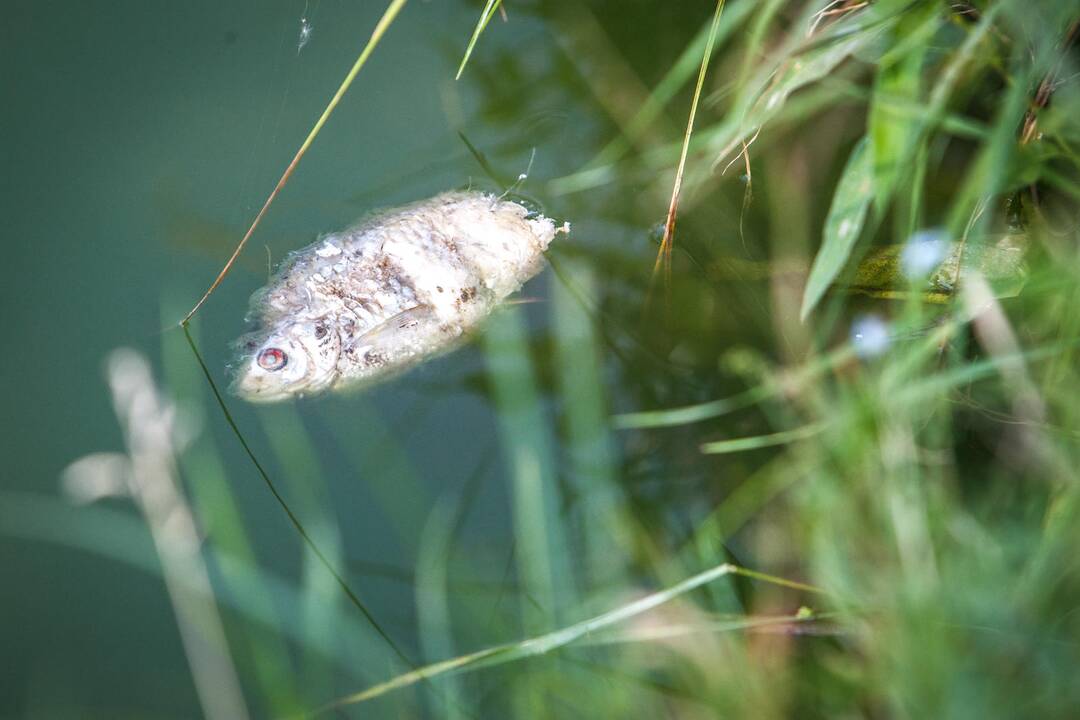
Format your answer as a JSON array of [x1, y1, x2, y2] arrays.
[[257, 347, 288, 371]]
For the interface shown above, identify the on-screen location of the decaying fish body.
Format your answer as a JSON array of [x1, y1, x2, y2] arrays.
[[231, 191, 567, 402]]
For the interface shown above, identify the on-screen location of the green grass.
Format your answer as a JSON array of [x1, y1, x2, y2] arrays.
[[24, 0, 1080, 717]]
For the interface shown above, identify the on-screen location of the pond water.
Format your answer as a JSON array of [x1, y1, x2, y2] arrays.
[[4, 2, 777, 715]]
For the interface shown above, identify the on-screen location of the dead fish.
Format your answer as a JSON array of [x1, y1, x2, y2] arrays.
[[231, 190, 569, 402]]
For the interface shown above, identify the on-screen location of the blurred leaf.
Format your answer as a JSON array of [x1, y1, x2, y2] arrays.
[[552, 258, 630, 586], [0, 492, 381, 682], [867, 6, 937, 211], [596, 0, 756, 167], [801, 136, 874, 320], [482, 306, 574, 630], [323, 562, 823, 710], [711, 12, 889, 165], [615, 345, 855, 429], [60, 452, 130, 504], [700, 423, 824, 454]]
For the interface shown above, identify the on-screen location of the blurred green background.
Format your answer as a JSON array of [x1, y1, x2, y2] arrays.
[[4, 0, 1080, 718]]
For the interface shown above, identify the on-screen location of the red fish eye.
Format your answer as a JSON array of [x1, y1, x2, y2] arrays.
[[257, 347, 287, 371]]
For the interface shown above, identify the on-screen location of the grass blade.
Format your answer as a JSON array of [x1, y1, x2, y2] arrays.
[[257, 406, 345, 702], [650, 0, 727, 300], [181, 326, 416, 671], [416, 492, 469, 720], [700, 422, 825, 454], [552, 258, 632, 587], [867, 6, 937, 212], [482, 304, 575, 711], [615, 345, 855, 429], [708, 6, 885, 170], [455, 0, 503, 80], [800, 135, 873, 320], [93, 350, 250, 720], [482, 306, 572, 628], [0, 492, 389, 680], [182, 0, 408, 324], [321, 562, 824, 711], [161, 308, 299, 712], [550, 0, 755, 195]]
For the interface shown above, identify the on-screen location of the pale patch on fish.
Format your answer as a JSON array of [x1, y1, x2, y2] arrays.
[[230, 191, 568, 402]]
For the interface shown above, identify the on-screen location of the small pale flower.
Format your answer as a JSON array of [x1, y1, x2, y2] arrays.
[[851, 314, 890, 358], [901, 229, 949, 280]]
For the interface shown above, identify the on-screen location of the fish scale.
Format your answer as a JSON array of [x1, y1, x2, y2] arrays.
[[231, 191, 567, 402]]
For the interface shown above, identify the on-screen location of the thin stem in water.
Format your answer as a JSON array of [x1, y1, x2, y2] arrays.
[[181, 0, 408, 325]]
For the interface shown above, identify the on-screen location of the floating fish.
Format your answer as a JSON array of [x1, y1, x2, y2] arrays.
[[230, 191, 568, 402]]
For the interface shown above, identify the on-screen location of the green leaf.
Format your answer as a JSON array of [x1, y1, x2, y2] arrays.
[[867, 6, 937, 211], [800, 136, 874, 321]]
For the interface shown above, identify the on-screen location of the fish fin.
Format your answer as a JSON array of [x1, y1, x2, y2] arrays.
[[347, 305, 439, 351]]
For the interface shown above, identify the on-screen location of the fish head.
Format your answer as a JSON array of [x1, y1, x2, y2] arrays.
[[230, 319, 341, 402]]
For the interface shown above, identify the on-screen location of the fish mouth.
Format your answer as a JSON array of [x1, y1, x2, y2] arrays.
[[227, 354, 296, 403], [228, 328, 292, 402], [228, 335, 327, 403], [228, 372, 296, 403]]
